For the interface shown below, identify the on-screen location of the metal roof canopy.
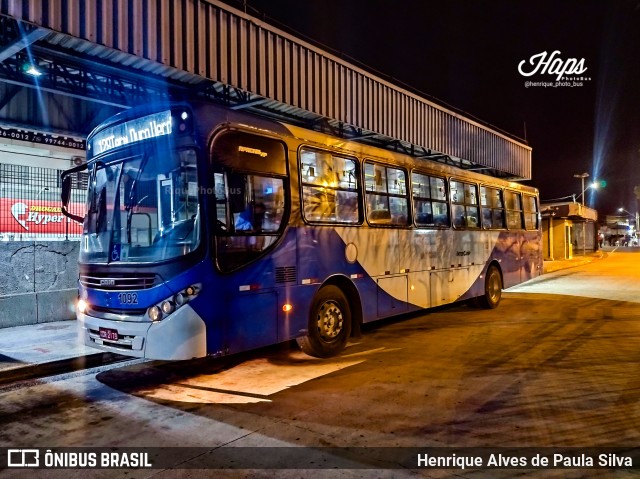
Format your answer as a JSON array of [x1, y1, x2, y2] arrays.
[[0, 0, 531, 179]]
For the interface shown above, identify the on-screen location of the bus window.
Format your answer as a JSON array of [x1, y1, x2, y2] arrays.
[[211, 132, 288, 271], [365, 161, 409, 226], [224, 173, 283, 233], [81, 149, 201, 263], [411, 172, 449, 227], [214, 171, 285, 271], [505, 190, 524, 230], [300, 148, 360, 223], [523, 195, 539, 230], [480, 186, 505, 229], [214, 172, 229, 230], [450, 180, 479, 228]]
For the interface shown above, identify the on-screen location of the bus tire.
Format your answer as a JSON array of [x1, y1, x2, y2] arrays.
[[297, 285, 352, 358], [478, 265, 502, 309]]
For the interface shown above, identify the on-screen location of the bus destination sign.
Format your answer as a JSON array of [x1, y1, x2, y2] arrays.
[[91, 110, 173, 155]]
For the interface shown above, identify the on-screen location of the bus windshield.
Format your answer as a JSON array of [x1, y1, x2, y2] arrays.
[[80, 148, 200, 263]]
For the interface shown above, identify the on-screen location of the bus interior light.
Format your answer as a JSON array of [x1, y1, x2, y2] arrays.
[[149, 306, 162, 321], [24, 64, 43, 76]]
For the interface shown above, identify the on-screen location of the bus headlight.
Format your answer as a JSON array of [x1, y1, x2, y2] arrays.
[[149, 305, 162, 321], [77, 299, 88, 314], [175, 284, 199, 307], [149, 284, 200, 322], [174, 292, 186, 307], [161, 300, 175, 315]]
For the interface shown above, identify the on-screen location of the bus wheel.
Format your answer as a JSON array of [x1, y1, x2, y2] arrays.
[[297, 285, 352, 358], [478, 265, 502, 309]]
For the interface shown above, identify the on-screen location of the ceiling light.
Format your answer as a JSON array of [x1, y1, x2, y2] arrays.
[[25, 65, 42, 77]]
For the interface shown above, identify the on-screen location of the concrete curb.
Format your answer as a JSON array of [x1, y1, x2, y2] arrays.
[[543, 251, 605, 274], [0, 352, 129, 386]]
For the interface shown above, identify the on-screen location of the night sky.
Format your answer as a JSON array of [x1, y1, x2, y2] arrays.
[[225, 0, 640, 217]]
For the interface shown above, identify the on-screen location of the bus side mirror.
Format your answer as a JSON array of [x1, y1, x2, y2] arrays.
[[60, 166, 86, 224]]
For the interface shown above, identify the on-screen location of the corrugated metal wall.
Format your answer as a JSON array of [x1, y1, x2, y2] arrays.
[[0, 82, 118, 133], [2, 0, 532, 178]]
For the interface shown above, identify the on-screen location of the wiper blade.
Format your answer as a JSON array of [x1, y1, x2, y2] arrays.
[[88, 161, 105, 214], [126, 155, 149, 211], [126, 155, 150, 243]]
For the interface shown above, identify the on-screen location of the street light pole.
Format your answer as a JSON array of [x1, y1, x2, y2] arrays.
[[573, 172, 589, 206], [573, 172, 590, 256]]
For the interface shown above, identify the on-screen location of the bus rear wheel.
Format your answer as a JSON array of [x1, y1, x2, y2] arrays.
[[477, 265, 502, 309], [297, 285, 352, 358]]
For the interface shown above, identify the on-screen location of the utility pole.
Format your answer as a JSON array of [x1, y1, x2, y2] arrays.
[[634, 185, 640, 242], [574, 173, 589, 256]]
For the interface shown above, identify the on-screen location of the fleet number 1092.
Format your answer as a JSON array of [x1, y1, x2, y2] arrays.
[[118, 292, 139, 304]]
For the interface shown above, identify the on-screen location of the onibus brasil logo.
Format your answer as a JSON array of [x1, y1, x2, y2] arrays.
[[518, 50, 588, 88]]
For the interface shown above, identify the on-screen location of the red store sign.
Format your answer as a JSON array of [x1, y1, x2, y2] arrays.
[[0, 199, 84, 235]]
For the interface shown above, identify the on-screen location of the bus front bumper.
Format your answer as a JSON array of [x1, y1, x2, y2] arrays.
[[78, 304, 207, 360]]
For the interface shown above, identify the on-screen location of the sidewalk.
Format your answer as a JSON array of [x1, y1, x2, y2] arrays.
[[543, 250, 605, 274], [0, 252, 608, 384], [0, 320, 110, 385]]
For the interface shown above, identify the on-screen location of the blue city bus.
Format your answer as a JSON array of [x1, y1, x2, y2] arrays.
[[61, 101, 542, 360]]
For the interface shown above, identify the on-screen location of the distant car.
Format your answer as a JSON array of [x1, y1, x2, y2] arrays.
[[607, 234, 624, 246], [608, 234, 637, 246]]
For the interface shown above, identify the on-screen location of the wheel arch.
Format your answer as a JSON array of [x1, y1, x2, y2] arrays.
[[487, 260, 503, 283], [321, 274, 363, 338]]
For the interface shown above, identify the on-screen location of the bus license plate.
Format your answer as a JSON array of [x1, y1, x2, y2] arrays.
[[99, 328, 119, 341]]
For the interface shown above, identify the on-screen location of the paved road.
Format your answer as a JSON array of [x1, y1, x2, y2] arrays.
[[1, 252, 640, 478], [511, 247, 640, 302]]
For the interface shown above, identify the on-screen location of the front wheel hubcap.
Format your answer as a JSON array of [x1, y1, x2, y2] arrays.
[[316, 301, 343, 341]]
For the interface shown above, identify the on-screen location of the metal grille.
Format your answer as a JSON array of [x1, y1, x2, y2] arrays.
[[0, 162, 86, 241], [275, 266, 297, 283], [79, 273, 159, 290]]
